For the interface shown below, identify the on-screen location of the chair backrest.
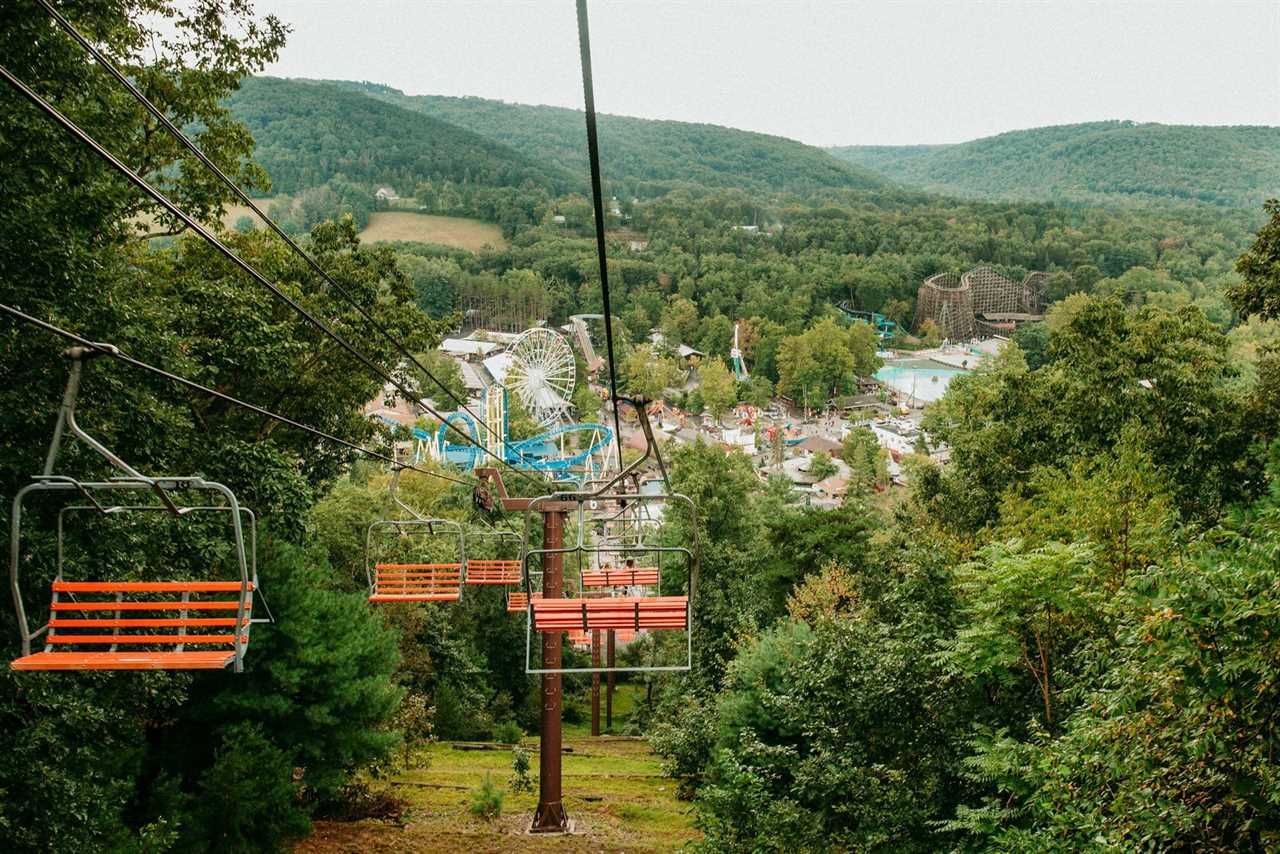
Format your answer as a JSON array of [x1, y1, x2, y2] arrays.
[[465, 559, 522, 585], [44, 580, 253, 653], [369, 563, 463, 602], [506, 591, 543, 612], [581, 566, 659, 588], [531, 596, 689, 632]]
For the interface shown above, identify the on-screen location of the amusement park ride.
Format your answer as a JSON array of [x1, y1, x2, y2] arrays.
[[416, 327, 615, 482], [836, 300, 899, 340], [730, 321, 750, 381]]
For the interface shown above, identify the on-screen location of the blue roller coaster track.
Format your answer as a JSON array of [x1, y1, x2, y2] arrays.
[[411, 411, 614, 481]]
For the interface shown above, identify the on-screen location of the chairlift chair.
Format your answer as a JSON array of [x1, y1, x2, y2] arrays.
[[366, 469, 466, 603], [516, 400, 699, 675], [463, 522, 522, 587], [9, 348, 263, 672]]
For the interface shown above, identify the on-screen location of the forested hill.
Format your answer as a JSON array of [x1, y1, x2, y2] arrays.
[[320, 80, 887, 197], [226, 77, 578, 195], [830, 121, 1280, 209]]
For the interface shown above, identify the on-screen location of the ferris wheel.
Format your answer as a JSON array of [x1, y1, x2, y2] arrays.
[[505, 327, 576, 426]]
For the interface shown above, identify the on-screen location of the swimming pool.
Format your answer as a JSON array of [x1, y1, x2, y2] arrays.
[[874, 361, 967, 404]]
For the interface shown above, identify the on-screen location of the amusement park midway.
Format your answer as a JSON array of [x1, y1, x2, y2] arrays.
[[363, 313, 994, 503]]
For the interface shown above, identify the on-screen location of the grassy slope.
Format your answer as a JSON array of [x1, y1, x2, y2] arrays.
[[830, 121, 1280, 208], [322, 80, 886, 196], [227, 77, 579, 195]]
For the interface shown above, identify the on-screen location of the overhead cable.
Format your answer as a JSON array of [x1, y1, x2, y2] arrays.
[[34, 0, 521, 464], [575, 0, 625, 470], [0, 302, 473, 486], [0, 60, 542, 485]]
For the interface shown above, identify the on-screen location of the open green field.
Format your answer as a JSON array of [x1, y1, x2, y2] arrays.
[[358, 212, 507, 251], [136, 201, 506, 253]]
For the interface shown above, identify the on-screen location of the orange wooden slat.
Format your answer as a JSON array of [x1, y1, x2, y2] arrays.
[[47, 634, 246, 645], [374, 563, 461, 570], [369, 593, 460, 602], [51, 600, 251, 611], [374, 573, 462, 580], [581, 567, 660, 587], [11, 650, 236, 671], [53, 581, 252, 593], [50, 617, 244, 628]]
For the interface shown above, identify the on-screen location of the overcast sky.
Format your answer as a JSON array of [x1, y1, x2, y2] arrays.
[[255, 0, 1280, 146]]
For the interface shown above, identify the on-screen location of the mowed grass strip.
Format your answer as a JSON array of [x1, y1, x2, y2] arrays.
[[358, 212, 507, 251]]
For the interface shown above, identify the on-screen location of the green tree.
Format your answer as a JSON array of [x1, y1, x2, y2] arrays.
[[918, 318, 942, 347], [808, 450, 838, 481], [621, 344, 682, 400], [412, 348, 466, 405], [841, 426, 884, 495], [1230, 198, 1280, 320], [660, 295, 700, 346], [698, 358, 737, 424], [776, 317, 880, 405]]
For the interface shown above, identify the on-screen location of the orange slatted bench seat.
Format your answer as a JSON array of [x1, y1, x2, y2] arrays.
[[581, 566, 660, 588], [465, 560, 522, 585], [531, 596, 689, 632], [506, 591, 543, 613], [10, 580, 253, 671], [369, 563, 462, 602]]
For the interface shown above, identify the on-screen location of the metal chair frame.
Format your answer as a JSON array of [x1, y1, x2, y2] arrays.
[[9, 347, 257, 672], [516, 401, 699, 675], [365, 468, 467, 600]]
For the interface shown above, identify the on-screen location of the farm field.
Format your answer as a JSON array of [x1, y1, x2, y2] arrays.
[[358, 212, 507, 251]]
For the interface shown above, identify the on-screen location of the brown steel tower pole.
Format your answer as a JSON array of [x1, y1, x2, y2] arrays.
[[591, 630, 601, 736], [531, 508, 570, 832], [606, 630, 616, 729]]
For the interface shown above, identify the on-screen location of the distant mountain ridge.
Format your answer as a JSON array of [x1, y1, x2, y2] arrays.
[[226, 77, 578, 196], [315, 79, 888, 196], [829, 121, 1280, 209]]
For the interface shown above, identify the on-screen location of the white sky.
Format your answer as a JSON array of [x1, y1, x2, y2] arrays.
[[255, 0, 1280, 146]]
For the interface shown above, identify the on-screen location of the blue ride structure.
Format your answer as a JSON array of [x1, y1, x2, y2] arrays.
[[415, 385, 613, 482]]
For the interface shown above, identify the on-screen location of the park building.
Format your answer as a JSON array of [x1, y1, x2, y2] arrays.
[[914, 266, 1048, 341]]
